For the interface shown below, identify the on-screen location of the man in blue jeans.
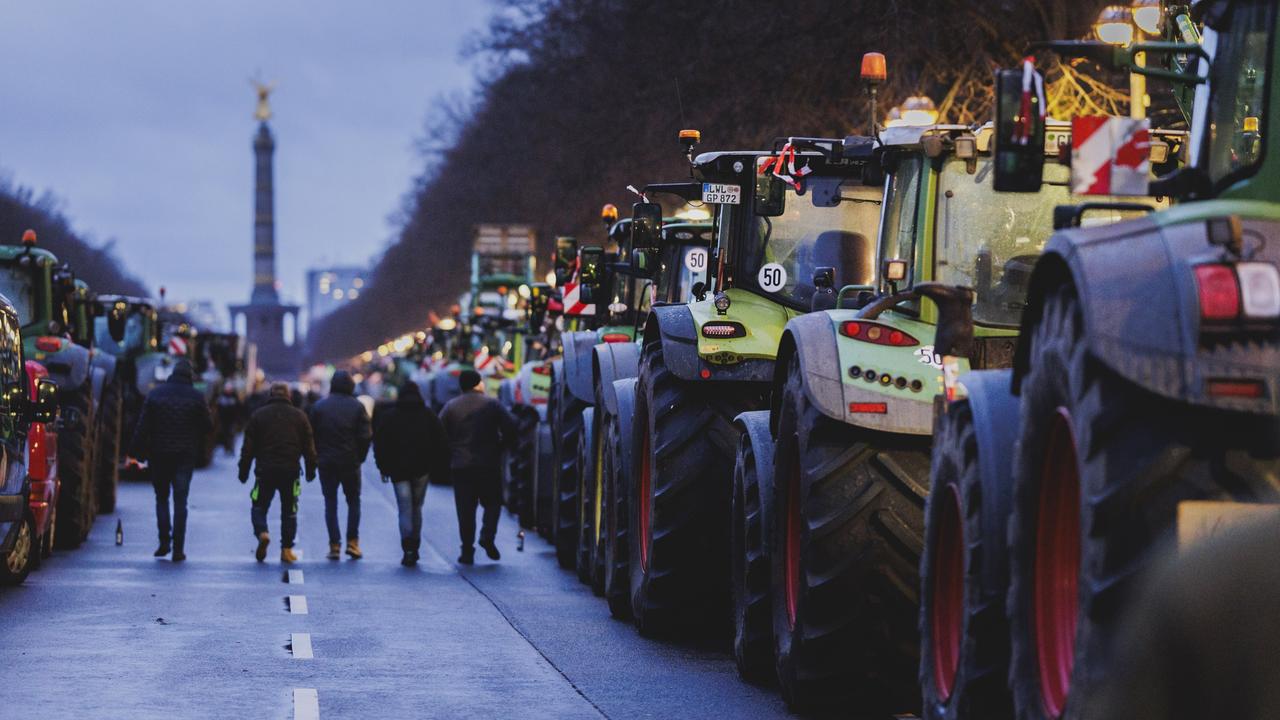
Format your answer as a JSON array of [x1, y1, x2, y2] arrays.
[[130, 359, 213, 562], [307, 371, 372, 559]]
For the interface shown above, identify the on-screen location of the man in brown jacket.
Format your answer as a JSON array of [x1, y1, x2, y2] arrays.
[[239, 383, 317, 563]]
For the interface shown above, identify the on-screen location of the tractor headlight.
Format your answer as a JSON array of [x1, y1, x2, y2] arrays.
[[713, 292, 731, 315]]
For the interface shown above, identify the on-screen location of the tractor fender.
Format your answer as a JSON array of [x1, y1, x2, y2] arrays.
[[772, 313, 846, 425], [953, 368, 1020, 590], [133, 353, 168, 398], [593, 342, 640, 416], [562, 331, 599, 404], [89, 352, 118, 407], [734, 410, 776, 555], [642, 304, 701, 381], [42, 342, 92, 393], [612, 377, 638, 494], [1014, 213, 1280, 413], [90, 365, 107, 409], [497, 377, 516, 408]]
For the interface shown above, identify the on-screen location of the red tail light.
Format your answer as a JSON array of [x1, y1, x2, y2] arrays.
[[1206, 379, 1265, 399], [839, 321, 919, 347], [601, 333, 631, 343], [701, 322, 746, 339], [1194, 264, 1241, 321], [848, 402, 888, 414], [35, 336, 63, 352], [532, 364, 552, 376]]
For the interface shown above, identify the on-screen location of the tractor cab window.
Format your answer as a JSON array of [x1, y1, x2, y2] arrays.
[[94, 313, 146, 355], [0, 266, 36, 327], [1200, 0, 1274, 187], [878, 156, 923, 288], [935, 158, 1159, 326], [746, 176, 881, 308]]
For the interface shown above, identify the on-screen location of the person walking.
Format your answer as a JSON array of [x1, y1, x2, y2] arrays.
[[372, 381, 449, 567], [130, 359, 213, 562], [440, 369, 517, 565], [238, 382, 317, 563], [307, 370, 372, 560]]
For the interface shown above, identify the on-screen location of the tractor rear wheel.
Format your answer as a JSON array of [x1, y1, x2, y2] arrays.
[[551, 377, 587, 568], [512, 406, 539, 528], [770, 351, 929, 714], [95, 381, 123, 514], [55, 384, 96, 549], [628, 340, 762, 636], [919, 400, 1014, 720], [731, 430, 774, 684], [575, 407, 597, 585], [603, 392, 633, 619], [1007, 284, 1280, 720]]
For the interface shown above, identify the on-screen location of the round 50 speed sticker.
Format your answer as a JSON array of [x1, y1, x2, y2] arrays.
[[684, 247, 708, 272], [758, 262, 787, 292]]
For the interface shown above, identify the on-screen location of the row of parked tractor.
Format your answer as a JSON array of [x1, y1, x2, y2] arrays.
[[0, 230, 248, 586], [379, 5, 1280, 718]]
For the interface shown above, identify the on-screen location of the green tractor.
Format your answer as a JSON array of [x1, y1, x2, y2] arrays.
[[67, 278, 125, 514], [919, 4, 1280, 718], [567, 204, 714, 593], [94, 294, 164, 466], [620, 134, 885, 635], [0, 232, 116, 546]]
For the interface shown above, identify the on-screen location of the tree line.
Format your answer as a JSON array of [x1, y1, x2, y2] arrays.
[[0, 177, 149, 297], [306, 0, 1113, 362]]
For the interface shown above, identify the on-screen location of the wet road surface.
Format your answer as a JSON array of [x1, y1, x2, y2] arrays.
[[0, 449, 792, 719]]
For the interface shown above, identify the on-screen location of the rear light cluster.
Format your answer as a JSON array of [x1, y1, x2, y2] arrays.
[[702, 322, 746, 339], [532, 364, 552, 376], [35, 336, 63, 352], [839, 321, 919, 347], [848, 365, 924, 392], [601, 332, 631, 343], [1194, 262, 1280, 325]]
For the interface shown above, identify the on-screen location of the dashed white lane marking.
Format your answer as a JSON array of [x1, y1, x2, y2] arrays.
[[287, 569, 304, 584], [293, 688, 319, 720], [288, 595, 309, 614], [291, 632, 313, 659]]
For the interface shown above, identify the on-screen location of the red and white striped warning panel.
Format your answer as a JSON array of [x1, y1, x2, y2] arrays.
[[561, 281, 595, 316], [168, 336, 188, 356], [1070, 116, 1150, 196]]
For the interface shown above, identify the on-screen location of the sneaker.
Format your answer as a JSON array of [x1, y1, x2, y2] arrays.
[[172, 550, 186, 562], [327, 543, 341, 560], [346, 539, 363, 559], [479, 539, 501, 561], [255, 532, 270, 562], [281, 547, 298, 564], [457, 548, 475, 566], [154, 543, 171, 557]]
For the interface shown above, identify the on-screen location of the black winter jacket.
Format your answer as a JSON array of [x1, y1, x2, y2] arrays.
[[439, 390, 518, 473], [372, 389, 449, 482], [307, 372, 371, 469], [239, 396, 318, 481], [131, 366, 213, 464]]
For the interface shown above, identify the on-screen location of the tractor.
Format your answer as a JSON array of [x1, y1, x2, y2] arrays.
[[0, 232, 113, 547], [94, 294, 165, 470], [618, 133, 885, 636], [918, 3, 1280, 719]]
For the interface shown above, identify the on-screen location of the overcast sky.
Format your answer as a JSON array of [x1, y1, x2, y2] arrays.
[[0, 1, 490, 320]]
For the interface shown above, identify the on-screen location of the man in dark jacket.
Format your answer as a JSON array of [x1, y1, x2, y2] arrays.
[[239, 382, 317, 563], [372, 381, 449, 566], [131, 359, 213, 562], [440, 369, 518, 565], [308, 370, 372, 560]]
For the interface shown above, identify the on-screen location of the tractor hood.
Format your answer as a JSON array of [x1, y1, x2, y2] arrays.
[[689, 288, 799, 363]]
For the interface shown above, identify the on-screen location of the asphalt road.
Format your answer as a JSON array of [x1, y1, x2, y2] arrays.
[[0, 448, 792, 719]]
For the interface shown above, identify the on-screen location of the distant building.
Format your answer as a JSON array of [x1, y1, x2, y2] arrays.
[[306, 266, 366, 328]]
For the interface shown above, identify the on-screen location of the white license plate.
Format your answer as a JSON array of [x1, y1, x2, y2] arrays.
[[1177, 501, 1280, 551], [702, 183, 741, 204]]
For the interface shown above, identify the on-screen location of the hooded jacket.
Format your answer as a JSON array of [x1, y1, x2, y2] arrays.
[[239, 390, 318, 481], [131, 361, 213, 464], [307, 371, 372, 469], [372, 382, 450, 482]]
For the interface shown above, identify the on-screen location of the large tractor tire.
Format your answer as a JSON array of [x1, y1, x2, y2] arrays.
[[770, 351, 929, 715], [1006, 284, 1280, 720], [730, 414, 775, 685], [575, 407, 597, 585], [94, 381, 123, 514], [629, 341, 763, 636], [603, 378, 638, 620], [919, 399, 1014, 720], [511, 406, 540, 528], [534, 421, 555, 538], [55, 384, 96, 549], [0, 513, 36, 586], [550, 376, 588, 568]]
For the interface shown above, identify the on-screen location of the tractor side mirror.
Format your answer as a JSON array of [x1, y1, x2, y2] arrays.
[[993, 67, 1045, 193], [107, 306, 128, 343], [755, 169, 786, 217], [631, 202, 663, 250], [630, 247, 660, 277], [810, 267, 836, 312], [577, 246, 604, 304], [30, 378, 58, 424], [554, 237, 578, 287]]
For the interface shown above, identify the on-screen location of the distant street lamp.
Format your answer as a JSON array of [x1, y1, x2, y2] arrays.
[[900, 96, 939, 126], [1095, 5, 1149, 120], [1131, 0, 1162, 35], [1095, 6, 1134, 45]]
